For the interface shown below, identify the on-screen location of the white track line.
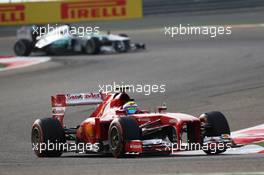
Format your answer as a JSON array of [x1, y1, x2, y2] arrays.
[[159, 172, 264, 175]]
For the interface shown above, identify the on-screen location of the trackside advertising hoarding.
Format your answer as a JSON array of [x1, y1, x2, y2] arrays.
[[0, 0, 142, 26]]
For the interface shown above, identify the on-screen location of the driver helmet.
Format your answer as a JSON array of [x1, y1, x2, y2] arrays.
[[123, 101, 138, 115]]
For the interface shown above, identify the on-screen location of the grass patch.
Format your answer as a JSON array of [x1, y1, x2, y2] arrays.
[[0, 63, 7, 68], [255, 141, 264, 147]]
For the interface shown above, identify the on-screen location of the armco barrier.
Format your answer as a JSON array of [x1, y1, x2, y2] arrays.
[[143, 0, 264, 15], [0, 0, 142, 26]]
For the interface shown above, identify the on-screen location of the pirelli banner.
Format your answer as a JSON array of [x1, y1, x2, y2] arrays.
[[0, 0, 142, 26]]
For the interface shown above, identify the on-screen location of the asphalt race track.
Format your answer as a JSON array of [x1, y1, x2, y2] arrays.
[[0, 10, 264, 175]]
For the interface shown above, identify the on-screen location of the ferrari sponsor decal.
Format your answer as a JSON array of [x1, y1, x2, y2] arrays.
[[126, 140, 142, 153], [169, 119, 177, 123], [130, 144, 142, 149], [0, 0, 142, 26], [66, 93, 103, 106], [138, 118, 151, 122], [52, 107, 66, 116]]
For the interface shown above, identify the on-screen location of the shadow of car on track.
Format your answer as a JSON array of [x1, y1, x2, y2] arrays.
[[28, 49, 147, 57], [58, 152, 234, 159]]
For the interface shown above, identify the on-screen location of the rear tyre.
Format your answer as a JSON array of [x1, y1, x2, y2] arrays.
[[45, 46, 56, 55], [31, 118, 66, 157], [83, 38, 100, 54], [14, 39, 33, 56], [108, 117, 141, 158], [200, 111, 230, 155]]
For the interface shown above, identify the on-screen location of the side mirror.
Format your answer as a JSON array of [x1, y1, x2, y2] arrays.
[[157, 102, 167, 113], [116, 109, 126, 115], [140, 110, 149, 114]]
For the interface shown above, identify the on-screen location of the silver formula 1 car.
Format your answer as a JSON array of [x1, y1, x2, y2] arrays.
[[14, 25, 145, 56]]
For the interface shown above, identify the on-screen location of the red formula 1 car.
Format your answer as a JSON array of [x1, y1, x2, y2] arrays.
[[31, 92, 232, 158]]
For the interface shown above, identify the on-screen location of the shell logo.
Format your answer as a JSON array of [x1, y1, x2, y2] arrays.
[[83, 123, 94, 139]]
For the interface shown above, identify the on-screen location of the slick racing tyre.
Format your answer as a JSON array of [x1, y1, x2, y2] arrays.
[[83, 38, 100, 54], [113, 40, 130, 53], [200, 111, 230, 155], [108, 117, 141, 158], [116, 34, 131, 52], [14, 39, 33, 56], [31, 118, 66, 157], [135, 43, 146, 50], [45, 46, 56, 55]]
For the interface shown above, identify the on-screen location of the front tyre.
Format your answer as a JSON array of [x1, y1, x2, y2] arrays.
[[200, 111, 230, 155], [83, 38, 100, 54], [31, 118, 66, 157], [113, 40, 130, 53], [108, 117, 141, 158]]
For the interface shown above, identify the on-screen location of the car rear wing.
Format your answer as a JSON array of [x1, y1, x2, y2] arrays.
[[51, 92, 104, 126]]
